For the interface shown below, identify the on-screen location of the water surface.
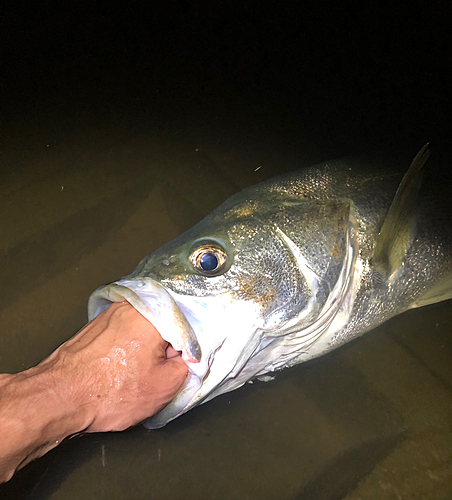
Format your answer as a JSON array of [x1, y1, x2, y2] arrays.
[[1, 113, 451, 499]]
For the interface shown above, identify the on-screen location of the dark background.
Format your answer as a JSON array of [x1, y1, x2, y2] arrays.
[[2, 2, 451, 159], [1, 2, 452, 499]]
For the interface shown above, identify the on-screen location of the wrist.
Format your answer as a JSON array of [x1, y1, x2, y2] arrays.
[[0, 363, 92, 481], [14, 364, 91, 430]]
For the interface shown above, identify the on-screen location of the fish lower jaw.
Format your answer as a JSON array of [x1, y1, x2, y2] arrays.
[[143, 370, 203, 429]]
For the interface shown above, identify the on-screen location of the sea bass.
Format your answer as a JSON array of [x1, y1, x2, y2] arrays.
[[88, 145, 452, 428]]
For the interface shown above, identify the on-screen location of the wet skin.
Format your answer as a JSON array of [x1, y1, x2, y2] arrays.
[[0, 303, 188, 483]]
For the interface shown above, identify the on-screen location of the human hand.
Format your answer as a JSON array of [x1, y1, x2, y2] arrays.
[[47, 301, 189, 432], [0, 302, 188, 482]]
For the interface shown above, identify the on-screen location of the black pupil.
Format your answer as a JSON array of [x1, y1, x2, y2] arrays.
[[200, 252, 219, 272]]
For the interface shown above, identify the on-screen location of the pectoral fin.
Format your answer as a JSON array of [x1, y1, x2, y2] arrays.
[[371, 144, 430, 278], [410, 273, 452, 309]]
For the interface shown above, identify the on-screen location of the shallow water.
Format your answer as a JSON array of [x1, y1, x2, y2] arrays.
[[1, 6, 452, 497], [1, 111, 452, 500]]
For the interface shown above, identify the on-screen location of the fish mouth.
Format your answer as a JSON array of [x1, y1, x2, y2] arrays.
[[88, 278, 215, 428], [88, 277, 261, 429], [88, 278, 202, 364]]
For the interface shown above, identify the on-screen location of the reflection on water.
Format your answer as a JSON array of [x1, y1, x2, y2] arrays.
[[1, 114, 452, 500]]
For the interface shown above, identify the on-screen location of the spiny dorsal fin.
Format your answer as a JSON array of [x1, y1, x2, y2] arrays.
[[371, 143, 430, 278]]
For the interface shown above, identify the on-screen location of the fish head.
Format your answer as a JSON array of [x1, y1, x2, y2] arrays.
[[88, 192, 358, 427]]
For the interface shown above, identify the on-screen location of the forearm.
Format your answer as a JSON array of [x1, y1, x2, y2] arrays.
[[0, 364, 91, 483], [0, 303, 187, 484]]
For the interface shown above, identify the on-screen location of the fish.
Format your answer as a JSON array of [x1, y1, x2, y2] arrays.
[[88, 145, 452, 428]]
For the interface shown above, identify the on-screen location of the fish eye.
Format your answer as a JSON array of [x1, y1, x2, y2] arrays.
[[189, 244, 228, 275], [200, 252, 219, 271]]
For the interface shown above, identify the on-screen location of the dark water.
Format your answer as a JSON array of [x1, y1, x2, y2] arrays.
[[1, 4, 452, 499]]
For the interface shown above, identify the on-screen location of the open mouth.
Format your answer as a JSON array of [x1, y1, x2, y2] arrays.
[[88, 277, 212, 427], [88, 277, 265, 428], [88, 278, 202, 363]]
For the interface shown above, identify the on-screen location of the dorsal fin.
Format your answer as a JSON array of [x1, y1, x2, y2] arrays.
[[371, 144, 430, 278]]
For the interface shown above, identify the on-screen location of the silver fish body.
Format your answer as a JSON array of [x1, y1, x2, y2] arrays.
[[89, 149, 452, 428]]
